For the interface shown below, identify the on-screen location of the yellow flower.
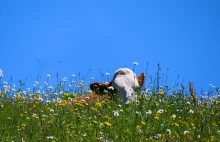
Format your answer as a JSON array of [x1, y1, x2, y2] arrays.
[[17, 95, 23, 100], [154, 116, 159, 120], [92, 120, 98, 124], [170, 114, 176, 120], [191, 122, 195, 127], [21, 124, 26, 127], [136, 125, 141, 129], [104, 122, 112, 127], [211, 122, 217, 126], [173, 123, 180, 127], [63, 93, 69, 97], [96, 102, 102, 107], [158, 91, 164, 95], [0, 93, 2, 97], [210, 136, 215, 141], [141, 121, 146, 125]]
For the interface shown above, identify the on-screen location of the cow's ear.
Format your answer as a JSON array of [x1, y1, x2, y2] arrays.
[[137, 73, 145, 88]]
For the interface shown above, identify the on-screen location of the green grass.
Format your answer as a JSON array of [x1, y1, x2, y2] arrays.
[[0, 66, 219, 142], [0, 91, 219, 142]]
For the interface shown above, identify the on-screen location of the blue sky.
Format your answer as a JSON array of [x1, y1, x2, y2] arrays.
[[0, 0, 220, 94]]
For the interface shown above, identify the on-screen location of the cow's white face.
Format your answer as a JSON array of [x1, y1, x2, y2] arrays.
[[112, 68, 139, 104]]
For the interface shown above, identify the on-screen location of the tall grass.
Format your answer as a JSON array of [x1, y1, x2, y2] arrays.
[[0, 68, 219, 142]]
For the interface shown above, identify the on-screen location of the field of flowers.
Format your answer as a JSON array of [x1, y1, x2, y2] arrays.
[[0, 69, 219, 142]]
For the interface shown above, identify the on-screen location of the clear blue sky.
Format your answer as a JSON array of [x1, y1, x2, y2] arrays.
[[0, 0, 220, 94]]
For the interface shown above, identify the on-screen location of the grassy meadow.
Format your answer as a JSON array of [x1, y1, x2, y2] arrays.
[[0, 68, 219, 142]]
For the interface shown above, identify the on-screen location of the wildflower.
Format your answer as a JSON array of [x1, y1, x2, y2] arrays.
[[105, 72, 110, 76], [154, 116, 159, 120], [146, 110, 152, 115], [35, 81, 39, 85], [62, 77, 68, 82], [173, 123, 179, 127], [170, 114, 176, 120], [36, 90, 40, 94], [191, 122, 195, 127], [17, 95, 23, 100], [38, 97, 44, 102], [47, 136, 54, 139], [167, 129, 171, 135], [211, 122, 217, 126], [50, 109, 54, 113], [186, 101, 191, 105], [96, 102, 102, 107], [104, 122, 112, 127], [0, 69, 3, 77], [47, 74, 51, 78], [189, 110, 194, 114], [92, 120, 98, 124], [154, 134, 161, 139], [113, 111, 119, 116], [158, 91, 164, 95], [82, 133, 87, 137], [157, 109, 164, 114], [133, 62, 138, 65], [32, 113, 37, 118], [48, 86, 53, 89], [183, 130, 190, 135], [210, 136, 215, 141], [141, 121, 146, 125]]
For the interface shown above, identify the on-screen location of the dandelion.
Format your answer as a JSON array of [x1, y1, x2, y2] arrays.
[[158, 91, 164, 95], [133, 62, 138, 65], [95, 102, 102, 107], [173, 123, 179, 127], [141, 121, 146, 125], [184, 130, 190, 135], [154, 116, 159, 120], [104, 122, 112, 127]]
